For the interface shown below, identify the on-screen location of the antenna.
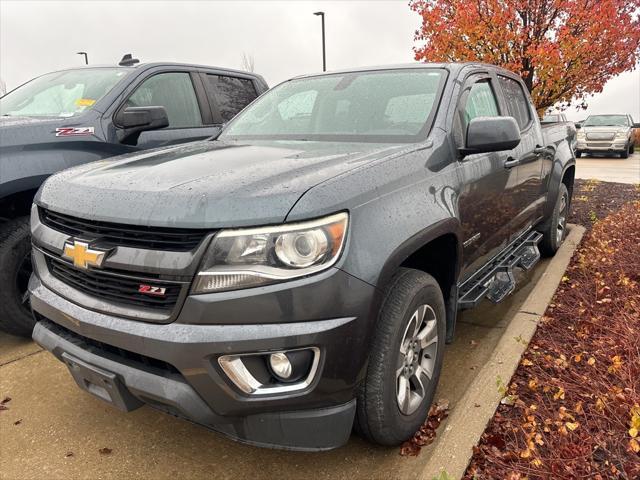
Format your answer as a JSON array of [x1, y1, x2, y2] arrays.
[[118, 54, 140, 67]]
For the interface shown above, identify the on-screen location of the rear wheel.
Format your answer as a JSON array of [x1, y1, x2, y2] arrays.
[[0, 217, 37, 337], [356, 268, 445, 445], [540, 183, 569, 257]]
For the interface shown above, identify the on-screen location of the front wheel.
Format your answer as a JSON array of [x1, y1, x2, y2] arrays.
[[539, 183, 569, 257], [575, 151, 582, 158], [621, 146, 629, 159], [0, 217, 37, 337], [355, 268, 446, 446]]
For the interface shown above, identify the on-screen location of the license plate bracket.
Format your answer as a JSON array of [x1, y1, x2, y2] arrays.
[[61, 352, 143, 412]]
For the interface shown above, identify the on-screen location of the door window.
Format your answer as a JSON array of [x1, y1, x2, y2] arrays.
[[205, 75, 258, 122], [457, 80, 500, 144], [498, 76, 532, 130], [126, 72, 202, 128]]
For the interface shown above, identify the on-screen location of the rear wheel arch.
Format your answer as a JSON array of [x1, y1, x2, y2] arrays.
[[561, 165, 575, 201]]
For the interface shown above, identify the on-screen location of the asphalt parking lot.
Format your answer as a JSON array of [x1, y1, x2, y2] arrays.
[[575, 151, 640, 183]]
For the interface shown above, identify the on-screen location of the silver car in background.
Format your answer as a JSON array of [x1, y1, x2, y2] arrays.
[[575, 114, 639, 158]]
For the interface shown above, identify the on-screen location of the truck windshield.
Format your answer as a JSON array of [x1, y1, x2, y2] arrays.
[[220, 69, 446, 143], [0, 68, 128, 118], [583, 115, 628, 127]]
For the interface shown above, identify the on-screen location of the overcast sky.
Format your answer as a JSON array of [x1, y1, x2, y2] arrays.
[[1, 0, 638, 121]]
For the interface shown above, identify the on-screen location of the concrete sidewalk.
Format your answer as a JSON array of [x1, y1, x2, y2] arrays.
[[0, 227, 583, 480]]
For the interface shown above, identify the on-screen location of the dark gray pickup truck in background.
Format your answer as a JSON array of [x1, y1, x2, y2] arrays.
[[29, 63, 575, 450], [0, 60, 268, 336]]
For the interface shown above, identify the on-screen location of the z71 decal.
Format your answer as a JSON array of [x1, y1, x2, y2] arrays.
[[55, 127, 95, 137]]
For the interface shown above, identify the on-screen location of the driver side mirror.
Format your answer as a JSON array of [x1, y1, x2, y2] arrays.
[[461, 116, 521, 156], [115, 106, 169, 144]]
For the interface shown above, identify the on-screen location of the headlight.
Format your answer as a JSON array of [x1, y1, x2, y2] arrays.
[[192, 212, 348, 293], [615, 131, 628, 139], [577, 131, 586, 138]]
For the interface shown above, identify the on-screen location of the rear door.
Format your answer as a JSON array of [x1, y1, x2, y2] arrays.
[[455, 73, 518, 278], [119, 71, 219, 149], [496, 75, 546, 238]]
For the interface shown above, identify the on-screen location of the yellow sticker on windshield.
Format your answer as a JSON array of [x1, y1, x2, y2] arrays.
[[75, 98, 96, 107]]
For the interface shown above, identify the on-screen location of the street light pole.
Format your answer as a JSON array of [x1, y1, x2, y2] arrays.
[[77, 52, 88, 65], [313, 11, 326, 72]]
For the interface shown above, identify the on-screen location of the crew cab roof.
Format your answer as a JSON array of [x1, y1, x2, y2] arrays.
[[290, 62, 520, 80]]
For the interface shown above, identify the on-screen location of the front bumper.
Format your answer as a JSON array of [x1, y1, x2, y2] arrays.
[[576, 139, 628, 153], [30, 270, 377, 450]]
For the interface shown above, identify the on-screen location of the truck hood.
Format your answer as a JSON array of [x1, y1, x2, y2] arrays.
[[581, 125, 629, 134], [0, 114, 95, 147], [37, 140, 405, 228]]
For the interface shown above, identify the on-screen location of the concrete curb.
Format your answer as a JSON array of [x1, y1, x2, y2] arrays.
[[419, 224, 586, 480]]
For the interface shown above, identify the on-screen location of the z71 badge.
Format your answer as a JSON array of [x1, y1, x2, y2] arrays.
[[138, 284, 167, 297], [55, 127, 95, 137]]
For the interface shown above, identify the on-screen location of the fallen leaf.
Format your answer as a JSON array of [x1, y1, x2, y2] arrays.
[[553, 387, 565, 401], [608, 355, 623, 373], [588, 357, 596, 366], [13, 419, 22, 425], [0, 397, 11, 405], [521, 359, 533, 366], [566, 422, 579, 431], [98, 448, 112, 455], [65, 452, 74, 458]]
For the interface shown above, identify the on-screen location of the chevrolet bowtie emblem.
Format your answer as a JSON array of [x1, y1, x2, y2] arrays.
[[62, 240, 108, 269]]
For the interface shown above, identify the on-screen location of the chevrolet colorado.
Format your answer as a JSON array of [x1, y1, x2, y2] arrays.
[[0, 59, 268, 336], [29, 63, 576, 451]]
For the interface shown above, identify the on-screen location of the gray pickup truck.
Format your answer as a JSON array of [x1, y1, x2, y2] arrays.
[[0, 60, 268, 336], [29, 63, 575, 451]]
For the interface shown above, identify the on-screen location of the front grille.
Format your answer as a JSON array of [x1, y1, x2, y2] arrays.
[[40, 208, 211, 251], [586, 132, 615, 141], [37, 317, 180, 377], [47, 256, 183, 311]]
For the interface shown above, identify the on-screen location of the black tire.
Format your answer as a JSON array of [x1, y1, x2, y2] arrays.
[[621, 146, 629, 159], [0, 217, 37, 337], [629, 143, 635, 155], [575, 151, 582, 158], [539, 183, 569, 257], [355, 268, 446, 446]]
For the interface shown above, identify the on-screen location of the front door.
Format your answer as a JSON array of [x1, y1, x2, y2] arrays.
[[122, 71, 219, 149], [455, 74, 519, 279]]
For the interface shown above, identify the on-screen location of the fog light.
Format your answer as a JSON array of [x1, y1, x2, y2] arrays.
[[269, 352, 292, 380]]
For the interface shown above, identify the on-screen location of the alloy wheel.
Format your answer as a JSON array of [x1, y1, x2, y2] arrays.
[[396, 304, 438, 415], [556, 193, 567, 244]]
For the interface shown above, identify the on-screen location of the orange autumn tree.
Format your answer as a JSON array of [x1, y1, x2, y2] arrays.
[[410, 0, 640, 112]]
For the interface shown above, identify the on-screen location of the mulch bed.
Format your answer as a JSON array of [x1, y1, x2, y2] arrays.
[[464, 181, 640, 479], [568, 179, 638, 228]]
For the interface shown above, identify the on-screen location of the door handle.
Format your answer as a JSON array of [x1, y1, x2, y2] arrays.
[[533, 145, 548, 155], [504, 157, 519, 169]]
